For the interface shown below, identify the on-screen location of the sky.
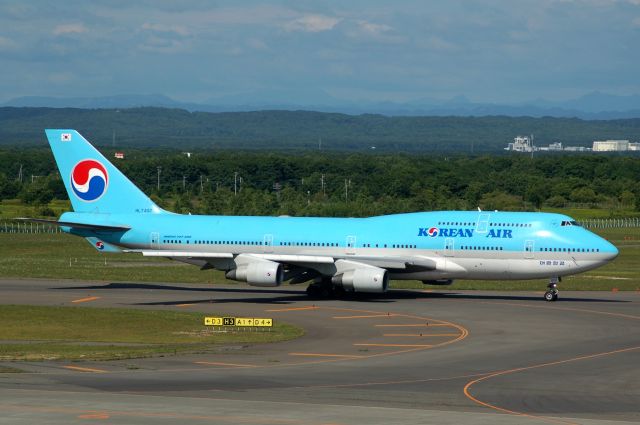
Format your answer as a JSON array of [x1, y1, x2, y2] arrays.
[[1, 0, 639, 105]]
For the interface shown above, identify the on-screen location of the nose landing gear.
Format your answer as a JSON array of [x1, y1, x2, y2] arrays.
[[544, 277, 560, 301]]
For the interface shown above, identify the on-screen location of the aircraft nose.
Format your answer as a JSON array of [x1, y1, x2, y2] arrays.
[[603, 240, 619, 262]]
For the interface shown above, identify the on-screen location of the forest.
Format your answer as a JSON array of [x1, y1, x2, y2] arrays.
[[2, 107, 640, 152], [1, 146, 638, 218]]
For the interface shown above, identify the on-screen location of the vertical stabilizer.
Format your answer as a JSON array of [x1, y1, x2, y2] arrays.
[[45, 129, 164, 215]]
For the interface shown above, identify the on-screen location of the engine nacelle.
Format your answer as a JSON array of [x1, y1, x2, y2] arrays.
[[226, 259, 283, 287], [332, 267, 388, 293]]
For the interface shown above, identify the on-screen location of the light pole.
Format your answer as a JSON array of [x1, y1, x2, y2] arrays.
[[234, 172, 238, 196]]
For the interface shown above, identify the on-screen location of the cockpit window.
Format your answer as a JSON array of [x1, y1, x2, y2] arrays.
[[561, 220, 581, 227]]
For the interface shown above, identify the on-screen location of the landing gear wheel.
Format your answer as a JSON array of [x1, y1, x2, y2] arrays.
[[332, 285, 346, 299], [544, 288, 559, 302], [544, 277, 560, 302], [306, 284, 321, 298], [306, 282, 335, 299]]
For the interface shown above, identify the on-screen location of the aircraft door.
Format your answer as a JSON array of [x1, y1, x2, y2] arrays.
[[476, 214, 490, 234], [524, 240, 535, 259], [444, 238, 455, 257], [150, 232, 160, 249], [346, 235, 356, 255], [263, 234, 274, 253]]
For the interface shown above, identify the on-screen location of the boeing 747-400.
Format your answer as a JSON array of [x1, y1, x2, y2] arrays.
[[22, 129, 619, 301]]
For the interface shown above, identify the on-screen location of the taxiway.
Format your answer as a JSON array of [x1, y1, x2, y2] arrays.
[[1, 279, 638, 424]]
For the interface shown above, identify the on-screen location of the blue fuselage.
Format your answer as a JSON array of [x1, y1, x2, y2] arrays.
[[63, 210, 618, 281]]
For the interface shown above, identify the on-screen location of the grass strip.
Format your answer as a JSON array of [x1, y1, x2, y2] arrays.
[[0, 305, 303, 361]]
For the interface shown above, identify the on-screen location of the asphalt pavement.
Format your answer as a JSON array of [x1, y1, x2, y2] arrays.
[[1, 279, 638, 424]]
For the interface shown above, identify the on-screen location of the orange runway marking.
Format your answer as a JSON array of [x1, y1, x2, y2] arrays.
[[374, 323, 453, 327], [78, 412, 110, 419], [333, 314, 396, 319], [463, 345, 640, 425], [265, 306, 319, 312], [288, 353, 364, 359], [63, 365, 107, 373], [0, 403, 324, 424], [481, 301, 640, 321], [289, 372, 489, 390], [353, 343, 432, 348], [71, 296, 100, 304], [195, 361, 256, 368], [383, 333, 460, 337]]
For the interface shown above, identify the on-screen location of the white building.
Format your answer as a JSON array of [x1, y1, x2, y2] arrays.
[[548, 142, 563, 151], [592, 140, 630, 152], [564, 146, 591, 152], [506, 136, 535, 152], [629, 143, 640, 151]]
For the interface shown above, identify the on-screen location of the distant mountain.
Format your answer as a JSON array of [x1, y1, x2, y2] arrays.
[[1, 107, 639, 152], [3, 91, 640, 119], [532, 91, 640, 113]]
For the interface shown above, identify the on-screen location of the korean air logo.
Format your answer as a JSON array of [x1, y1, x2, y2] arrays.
[[70, 159, 109, 202], [95, 241, 105, 250], [427, 227, 439, 237]]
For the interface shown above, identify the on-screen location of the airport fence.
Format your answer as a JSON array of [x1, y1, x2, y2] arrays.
[[0, 221, 62, 234], [579, 218, 640, 229]]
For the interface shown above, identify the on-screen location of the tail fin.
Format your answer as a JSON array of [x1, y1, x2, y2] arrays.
[[45, 129, 164, 215]]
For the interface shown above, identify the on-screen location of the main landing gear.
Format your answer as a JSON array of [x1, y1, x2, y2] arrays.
[[306, 278, 346, 299], [544, 277, 560, 302]]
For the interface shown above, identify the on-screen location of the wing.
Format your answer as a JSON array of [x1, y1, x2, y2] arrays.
[[127, 250, 437, 279]]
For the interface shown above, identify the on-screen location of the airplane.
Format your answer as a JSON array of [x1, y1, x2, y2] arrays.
[[23, 129, 619, 302]]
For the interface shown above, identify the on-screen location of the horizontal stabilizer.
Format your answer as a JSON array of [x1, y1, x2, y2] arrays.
[[85, 237, 124, 253], [15, 218, 130, 232]]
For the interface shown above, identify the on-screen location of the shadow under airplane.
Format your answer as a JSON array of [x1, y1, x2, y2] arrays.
[[52, 282, 628, 305]]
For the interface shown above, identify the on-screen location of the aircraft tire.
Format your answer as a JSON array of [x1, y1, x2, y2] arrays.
[[544, 290, 556, 302]]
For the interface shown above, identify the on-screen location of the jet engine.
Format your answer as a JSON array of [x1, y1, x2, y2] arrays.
[[332, 266, 388, 293], [225, 258, 283, 287]]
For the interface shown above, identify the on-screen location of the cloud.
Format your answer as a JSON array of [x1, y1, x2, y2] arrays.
[[355, 20, 392, 35], [48, 72, 74, 84], [0, 36, 18, 51], [52, 23, 88, 36], [346, 19, 405, 43], [141, 22, 189, 36], [283, 14, 341, 32], [424, 36, 459, 51], [138, 36, 187, 53], [139, 22, 191, 53], [247, 38, 268, 50]]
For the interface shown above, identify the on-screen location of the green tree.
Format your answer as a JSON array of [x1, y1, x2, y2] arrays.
[[619, 190, 635, 208], [479, 191, 524, 211], [570, 187, 597, 204]]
